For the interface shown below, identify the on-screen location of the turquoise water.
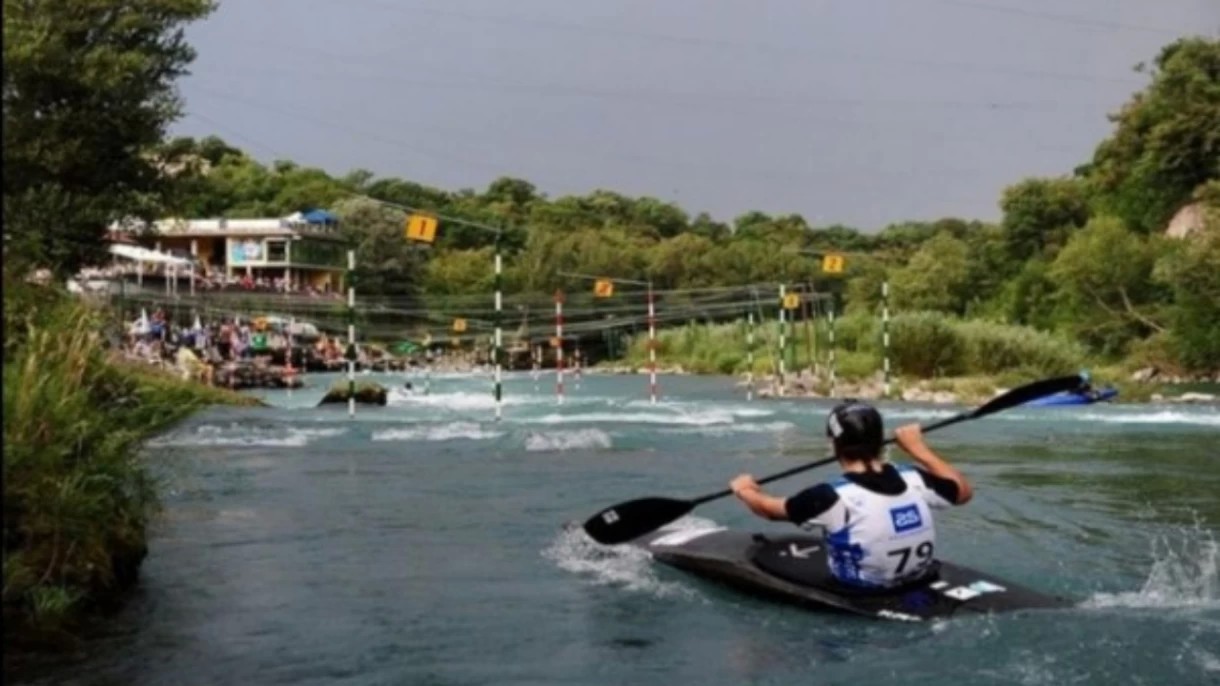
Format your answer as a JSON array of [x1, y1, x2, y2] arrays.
[[16, 372, 1220, 685]]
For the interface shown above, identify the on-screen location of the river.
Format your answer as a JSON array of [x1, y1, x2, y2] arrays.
[[14, 372, 1220, 685]]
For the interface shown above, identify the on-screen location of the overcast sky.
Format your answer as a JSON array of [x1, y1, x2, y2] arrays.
[[172, 0, 1219, 230]]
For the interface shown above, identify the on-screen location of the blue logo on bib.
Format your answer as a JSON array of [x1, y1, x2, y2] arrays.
[[890, 505, 923, 533]]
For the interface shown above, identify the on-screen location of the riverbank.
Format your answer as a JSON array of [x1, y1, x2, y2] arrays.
[[3, 281, 257, 656], [607, 314, 1218, 406], [588, 365, 1218, 406]]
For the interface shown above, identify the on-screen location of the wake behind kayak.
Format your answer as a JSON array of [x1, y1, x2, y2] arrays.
[[636, 528, 1071, 621]]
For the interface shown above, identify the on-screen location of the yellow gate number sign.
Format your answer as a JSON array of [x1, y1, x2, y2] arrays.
[[782, 293, 801, 310], [593, 279, 614, 298], [452, 318, 467, 333], [405, 214, 439, 243], [822, 254, 846, 274]]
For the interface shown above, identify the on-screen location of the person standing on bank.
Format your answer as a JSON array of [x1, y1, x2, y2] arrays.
[[729, 401, 973, 589]]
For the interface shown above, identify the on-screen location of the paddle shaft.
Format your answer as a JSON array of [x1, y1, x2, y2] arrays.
[[581, 375, 1081, 545], [689, 411, 974, 507]]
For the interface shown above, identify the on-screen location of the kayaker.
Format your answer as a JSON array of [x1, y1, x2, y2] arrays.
[[729, 400, 973, 590], [1076, 370, 1094, 395]]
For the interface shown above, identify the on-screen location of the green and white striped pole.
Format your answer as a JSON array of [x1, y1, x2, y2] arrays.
[[346, 249, 356, 418], [778, 284, 787, 397], [828, 300, 837, 398], [882, 280, 891, 398], [746, 311, 755, 401]]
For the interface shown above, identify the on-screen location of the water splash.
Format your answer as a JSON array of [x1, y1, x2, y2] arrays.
[[387, 390, 542, 410], [1084, 521, 1219, 609], [371, 422, 505, 442], [1065, 410, 1220, 427], [531, 410, 737, 426], [543, 516, 721, 598], [149, 424, 346, 448], [661, 421, 797, 437], [879, 407, 1220, 428], [525, 429, 613, 452]]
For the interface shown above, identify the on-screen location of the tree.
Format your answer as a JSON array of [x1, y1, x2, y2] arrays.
[[1085, 37, 1220, 233], [1048, 216, 1165, 354], [649, 234, 716, 289], [961, 224, 1013, 313], [3, 0, 216, 274], [809, 224, 875, 252], [422, 248, 495, 296], [890, 232, 972, 314], [689, 212, 730, 241], [999, 177, 1090, 262], [989, 259, 1060, 331], [333, 197, 423, 299], [1154, 221, 1220, 371]]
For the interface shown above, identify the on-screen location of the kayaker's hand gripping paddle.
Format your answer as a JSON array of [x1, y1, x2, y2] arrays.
[[582, 374, 1083, 545]]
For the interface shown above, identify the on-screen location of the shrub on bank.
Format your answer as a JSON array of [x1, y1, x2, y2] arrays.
[[616, 310, 1090, 381], [956, 319, 1086, 377], [2, 283, 251, 647], [888, 312, 966, 377]]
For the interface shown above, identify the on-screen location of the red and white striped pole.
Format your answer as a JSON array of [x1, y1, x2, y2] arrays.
[[574, 346, 583, 389], [558, 286, 566, 402], [647, 281, 658, 405]]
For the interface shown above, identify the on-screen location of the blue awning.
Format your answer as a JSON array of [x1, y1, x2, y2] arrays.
[[301, 209, 339, 225]]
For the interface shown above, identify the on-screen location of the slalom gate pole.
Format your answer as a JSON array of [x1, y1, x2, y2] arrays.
[[493, 239, 503, 422], [555, 290, 565, 405], [882, 280, 891, 398], [286, 315, 296, 398], [828, 300, 837, 398], [425, 340, 432, 396], [803, 282, 814, 372], [746, 312, 755, 401], [575, 346, 583, 390], [778, 284, 787, 397], [533, 343, 541, 392], [347, 250, 356, 419], [647, 280, 658, 405]]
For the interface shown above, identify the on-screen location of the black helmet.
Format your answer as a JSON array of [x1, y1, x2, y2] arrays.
[[826, 400, 883, 459]]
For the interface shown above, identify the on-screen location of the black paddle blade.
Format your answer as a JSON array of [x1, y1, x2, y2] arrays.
[[582, 497, 695, 545], [973, 374, 1084, 416]]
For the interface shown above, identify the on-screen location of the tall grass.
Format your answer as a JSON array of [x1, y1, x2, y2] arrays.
[[618, 310, 1087, 379], [3, 281, 251, 647]]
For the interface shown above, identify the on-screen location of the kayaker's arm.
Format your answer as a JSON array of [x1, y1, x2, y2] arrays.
[[894, 424, 974, 505], [730, 475, 789, 521]]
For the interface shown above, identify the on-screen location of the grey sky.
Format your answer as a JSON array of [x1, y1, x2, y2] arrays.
[[173, 0, 1219, 230]]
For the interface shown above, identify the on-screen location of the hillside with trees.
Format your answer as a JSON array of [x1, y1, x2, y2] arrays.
[[142, 38, 1218, 376]]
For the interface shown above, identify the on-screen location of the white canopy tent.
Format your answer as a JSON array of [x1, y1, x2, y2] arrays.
[[109, 243, 193, 266]]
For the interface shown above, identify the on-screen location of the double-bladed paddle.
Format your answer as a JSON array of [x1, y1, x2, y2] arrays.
[[582, 374, 1082, 545]]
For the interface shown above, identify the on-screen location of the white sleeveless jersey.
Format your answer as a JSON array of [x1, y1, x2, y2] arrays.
[[806, 465, 952, 588]]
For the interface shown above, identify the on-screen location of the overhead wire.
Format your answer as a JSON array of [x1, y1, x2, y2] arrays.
[[308, 0, 1154, 85], [932, 0, 1208, 36]]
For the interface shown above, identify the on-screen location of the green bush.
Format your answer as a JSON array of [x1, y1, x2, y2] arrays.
[[888, 312, 965, 377], [617, 312, 1099, 381], [3, 283, 252, 647], [956, 319, 1086, 376], [835, 350, 881, 380], [833, 311, 880, 354]]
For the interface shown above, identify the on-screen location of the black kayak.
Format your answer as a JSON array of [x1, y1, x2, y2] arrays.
[[637, 528, 1072, 621]]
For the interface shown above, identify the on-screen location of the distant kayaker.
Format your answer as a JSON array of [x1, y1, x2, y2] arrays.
[[1073, 371, 1103, 401], [729, 400, 973, 590]]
